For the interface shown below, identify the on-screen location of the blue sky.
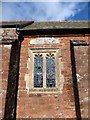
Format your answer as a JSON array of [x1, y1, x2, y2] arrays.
[[1, 2, 89, 21]]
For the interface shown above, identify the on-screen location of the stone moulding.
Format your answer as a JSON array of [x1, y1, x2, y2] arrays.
[[30, 37, 60, 45], [25, 48, 64, 94]]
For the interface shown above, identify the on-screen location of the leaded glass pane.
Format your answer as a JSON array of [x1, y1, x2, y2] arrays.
[[46, 53, 56, 87], [34, 54, 43, 87]]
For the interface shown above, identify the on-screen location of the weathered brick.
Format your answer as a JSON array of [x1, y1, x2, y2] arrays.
[[1, 34, 89, 118]]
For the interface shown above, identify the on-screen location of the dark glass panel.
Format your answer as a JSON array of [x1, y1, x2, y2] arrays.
[[34, 54, 43, 87], [46, 54, 56, 87]]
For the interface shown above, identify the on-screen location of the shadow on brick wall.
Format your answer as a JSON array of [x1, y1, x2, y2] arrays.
[[70, 40, 89, 120], [3, 38, 22, 120]]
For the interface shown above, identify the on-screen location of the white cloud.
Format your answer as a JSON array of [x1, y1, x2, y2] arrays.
[[1, 2, 88, 21]]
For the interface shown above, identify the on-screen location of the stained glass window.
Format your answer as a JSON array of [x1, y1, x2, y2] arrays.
[[46, 53, 56, 87], [34, 54, 43, 87]]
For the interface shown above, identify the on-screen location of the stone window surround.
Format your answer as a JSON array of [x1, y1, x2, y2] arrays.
[[25, 48, 64, 94]]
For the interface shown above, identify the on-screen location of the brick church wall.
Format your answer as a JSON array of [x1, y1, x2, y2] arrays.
[[0, 45, 11, 119], [16, 35, 88, 118], [74, 46, 88, 118], [0, 27, 89, 119], [0, 28, 17, 119]]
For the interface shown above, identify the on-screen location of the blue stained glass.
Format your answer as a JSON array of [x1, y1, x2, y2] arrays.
[[46, 54, 56, 87], [34, 54, 43, 87]]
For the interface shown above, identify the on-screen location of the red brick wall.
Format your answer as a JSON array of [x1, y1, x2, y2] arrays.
[[1, 45, 11, 119], [75, 46, 88, 118], [1, 34, 89, 119], [17, 35, 88, 118]]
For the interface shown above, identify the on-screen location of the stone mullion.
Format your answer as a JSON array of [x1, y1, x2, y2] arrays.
[[55, 53, 58, 88], [32, 54, 34, 88], [43, 54, 46, 88]]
